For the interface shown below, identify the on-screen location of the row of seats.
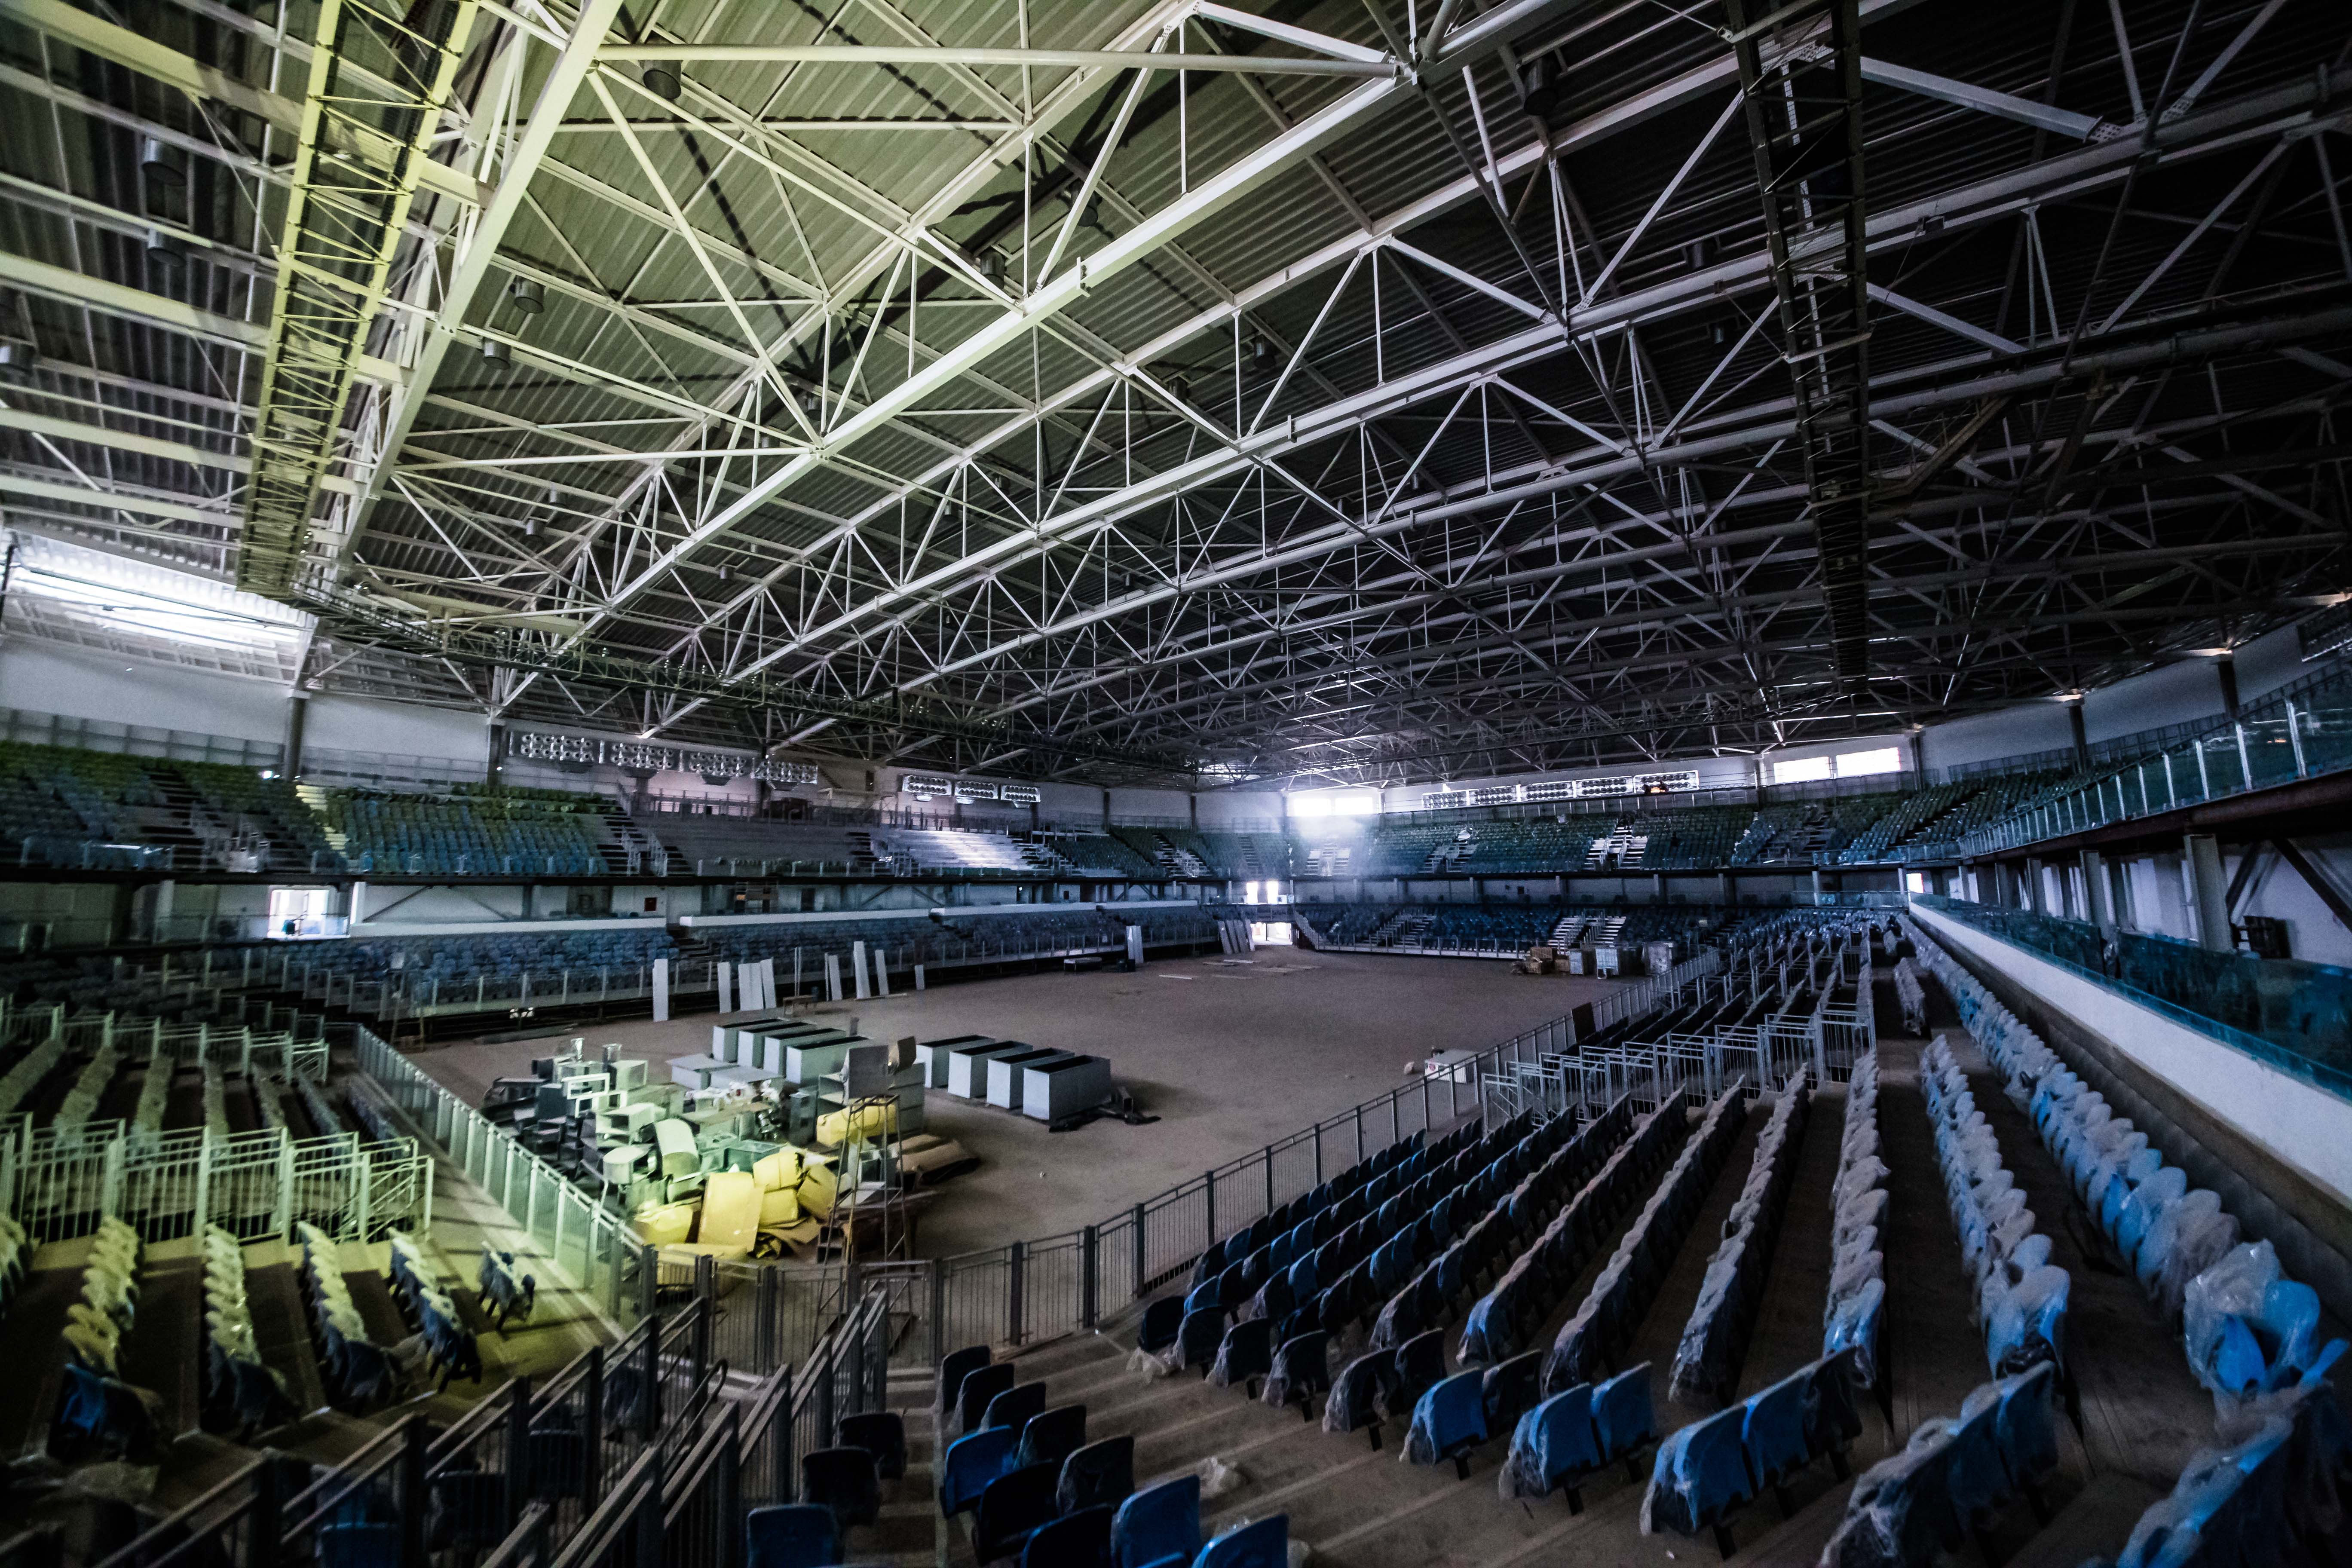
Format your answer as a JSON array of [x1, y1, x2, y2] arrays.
[[1823, 1051, 1889, 1415], [388, 1233, 482, 1389], [1183, 1124, 1433, 1299], [1820, 1360, 2064, 1566], [200, 1225, 288, 1439], [1669, 1073, 1813, 1409], [53, 1041, 120, 1131], [1459, 1095, 1663, 1365], [934, 1344, 1162, 1566], [1920, 1039, 2073, 1393], [296, 1222, 395, 1410], [52, 1218, 162, 1464], [201, 1060, 229, 1139], [2103, 1374, 2352, 1566], [1893, 958, 1927, 1036], [1544, 1082, 1749, 1394], [294, 1070, 345, 1139], [1642, 1350, 1865, 1553], [1369, 1112, 1585, 1351], [1909, 922, 2344, 1401], [63, 1217, 141, 1379], [130, 1045, 170, 1139], [478, 1247, 536, 1332], [343, 1075, 402, 1146], [0, 1038, 64, 1118]]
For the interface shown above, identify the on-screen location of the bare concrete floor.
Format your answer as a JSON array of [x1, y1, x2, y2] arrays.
[[403, 949, 1621, 1253]]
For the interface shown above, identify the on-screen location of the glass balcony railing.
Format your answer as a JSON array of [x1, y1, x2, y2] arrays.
[[1911, 893, 2352, 1100], [1951, 659, 2352, 860]]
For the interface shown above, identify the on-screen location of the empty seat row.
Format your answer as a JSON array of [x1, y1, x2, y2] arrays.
[[1920, 1038, 2072, 1392], [53, 1041, 122, 1131], [0, 1038, 65, 1119], [64, 1217, 142, 1378], [1459, 1094, 1668, 1366], [478, 1246, 536, 1332], [1669, 1072, 1813, 1410], [1823, 1050, 1889, 1415], [387, 1233, 481, 1388], [1642, 1350, 1864, 1555], [51, 1218, 161, 1465], [936, 1345, 1151, 1565], [2100, 1373, 2352, 1567], [296, 1222, 396, 1409], [744, 1409, 907, 1563], [1893, 958, 1927, 1036], [129, 1045, 171, 1139], [1187, 1124, 1433, 1294], [1366, 1110, 1583, 1350], [1907, 919, 2345, 1405], [200, 1225, 289, 1439], [200, 1060, 229, 1139], [1820, 1360, 2064, 1566], [1543, 1080, 1750, 1395], [294, 1070, 344, 1139]]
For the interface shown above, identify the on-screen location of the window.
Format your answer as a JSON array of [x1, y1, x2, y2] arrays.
[[1838, 747, 1903, 778], [1244, 880, 1260, 903], [1772, 755, 1833, 784]]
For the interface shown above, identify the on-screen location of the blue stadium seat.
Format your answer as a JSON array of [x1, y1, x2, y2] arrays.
[[940, 1344, 993, 1415], [1014, 1406, 1087, 1473], [745, 1503, 842, 1568], [1057, 1435, 1134, 1516], [959, 1364, 1016, 1434], [1394, 1328, 1447, 1408], [1643, 1404, 1754, 1553], [940, 1428, 1017, 1516], [1407, 1367, 1488, 1478], [1111, 1476, 1200, 1568], [1591, 1363, 1659, 1481], [1482, 1351, 1544, 1439], [1193, 1515, 1286, 1568], [1021, 1504, 1113, 1568], [1323, 1351, 1397, 1449], [1177, 1308, 1228, 1375], [1503, 1383, 1602, 1507], [1265, 1330, 1331, 1420], [1740, 1369, 1811, 1507], [800, 1448, 879, 1529], [984, 1384, 1048, 1434], [974, 1462, 1060, 1565], [1210, 1318, 1273, 1397]]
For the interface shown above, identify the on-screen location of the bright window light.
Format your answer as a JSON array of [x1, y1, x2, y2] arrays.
[[1289, 790, 1378, 817], [1772, 755, 1833, 784], [1244, 880, 1261, 903], [1837, 747, 1903, 778]]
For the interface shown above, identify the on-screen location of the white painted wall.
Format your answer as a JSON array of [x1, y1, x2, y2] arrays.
[[2, 640, 290, 742], [306, 693, 490, 762], [1911, 900, 2352, 1212]]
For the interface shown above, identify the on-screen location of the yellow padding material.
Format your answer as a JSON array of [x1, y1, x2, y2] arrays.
[[632, 1202, 695, 1246], [698, 1171, 761, 1253], [752, 1148, 801, 1191], [759, 1185, 801, 1226], [797, 1158, 838, 1219], [817, 1100, 895, 1148]]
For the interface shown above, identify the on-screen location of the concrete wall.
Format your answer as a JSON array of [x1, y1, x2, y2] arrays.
[[1911, 898, 2352, 1323]]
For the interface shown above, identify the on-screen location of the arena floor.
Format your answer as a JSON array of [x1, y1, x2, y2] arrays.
[[406, 945, 1625, 1252]]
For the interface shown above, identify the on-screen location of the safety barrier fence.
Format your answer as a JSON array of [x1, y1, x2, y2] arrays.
[[1947, 658, 2352, 861], [91, 1297, 722, 1568]]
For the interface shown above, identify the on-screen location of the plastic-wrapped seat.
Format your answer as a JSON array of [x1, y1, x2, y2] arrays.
[[1991, 1363, 2061, 1503], [1014, 1406, 1086, 1473], [1210, 1318, 1273, 1397], [744, 1503, 840, 1568], [1943, 1392, 2010, 1538], [1482, 1350, 1544, 1439], [1987, 1266, 2069, 1380], [821, 1408, 902, 1481], [1642, 1403, 1754, 1553], [1501, 1383, 1602, 1506], [959, 1363, 1016, 1434], [1110, 1476, 1200, 1568], [1393, 1328, 1447, 1410], [800, 1447, 880, 1529], [1823, 1421, 1960, 1568], [1825, 1278, 1887, 1415], [1196, 1515, 1287, 1568], [2113, 1167, 2188, 1265], [984, 1383, 1048, 1434], [1406, 1367, 1489, 1477], [1137, 1298, 1183, 1358], [1323, 1351, 1398, 1449], [2135, 1189, 2233, 1317], [974, 1462, 1060, 1565], [1262, 1331, 1331, 1420], [1591, 1363, 1658, 1479], [1020, 1504, 1112, 1568], [1057, 1435, 1133, 1516], [1740, 1369, 1813, 1506], [1176, 1308, 1228, 1375]]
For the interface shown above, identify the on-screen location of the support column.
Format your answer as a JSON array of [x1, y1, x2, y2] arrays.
[[1993, 860, 2018, 909], [1718, 871, 1733, 906], [283, 691, 309, 778], [2185, 834, 2233, 952], [2022, 858, 2044, 913], [2067, 699, 2088, 768], [2080, 850, 2115, 932]]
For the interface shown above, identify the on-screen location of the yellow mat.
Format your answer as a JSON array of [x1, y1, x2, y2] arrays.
[[698, 1170, 761, 1253]]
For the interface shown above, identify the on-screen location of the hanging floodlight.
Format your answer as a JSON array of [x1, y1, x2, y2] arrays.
[[144, 228, 187, 270], [510, 277, 544, 314], [140, 137, 187, 190], [481, 337, 511, 365], [0, 341, 36, 373], [644, 67, 682, 101]]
